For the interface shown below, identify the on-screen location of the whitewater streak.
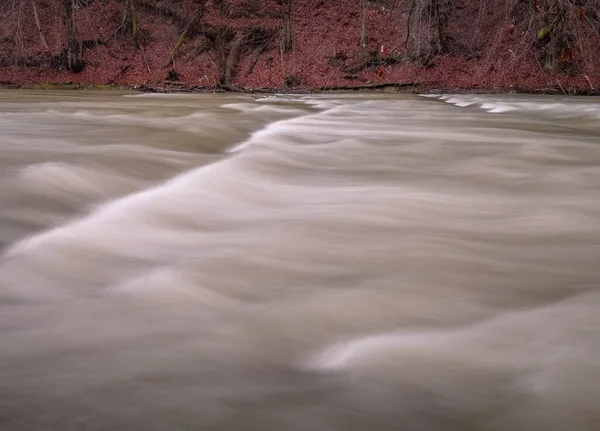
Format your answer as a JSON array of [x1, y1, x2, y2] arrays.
[[0, 91, 599, 431]]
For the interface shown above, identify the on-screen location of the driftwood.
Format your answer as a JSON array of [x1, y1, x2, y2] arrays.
[[316, 82, 419, 91], [137, 83, 223, 93], [162, 80, 188, 86], [128, 82, 600, 96]]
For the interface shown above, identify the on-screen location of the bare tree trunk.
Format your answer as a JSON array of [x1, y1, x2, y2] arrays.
[[31, 0, 48, 49], [118, 0, 138, 38], [62, 0, 83, 72], [433, 0, 451, 53], [360, 0, 367, 47], [222, 30, 248, 88], [164, 1, 205, 68], [282, 0, 292, 51], [404, 0, 416, 49], [130, 0, 138, 38], [429, 0, 451, 54], [119, 0, 131, 33], [13, 0, 25, 62]]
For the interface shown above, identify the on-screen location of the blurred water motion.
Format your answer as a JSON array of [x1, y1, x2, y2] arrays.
[[1, 91, 600, 431]]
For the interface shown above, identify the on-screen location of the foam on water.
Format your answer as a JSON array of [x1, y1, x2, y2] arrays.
[[222, 102, 307, 115], [122, 92, 207, 98], [433, 94, 600, 118]]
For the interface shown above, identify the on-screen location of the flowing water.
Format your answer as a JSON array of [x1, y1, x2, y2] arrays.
[[1, 90, 600, 431]]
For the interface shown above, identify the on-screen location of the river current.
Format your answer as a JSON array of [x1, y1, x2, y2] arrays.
[[1, 90, 599, 431]]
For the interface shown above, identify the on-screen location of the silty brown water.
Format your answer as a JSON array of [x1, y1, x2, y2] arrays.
[[1, 90, 600, 431]]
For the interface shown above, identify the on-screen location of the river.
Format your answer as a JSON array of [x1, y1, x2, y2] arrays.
[[1, 90, 599, 431]]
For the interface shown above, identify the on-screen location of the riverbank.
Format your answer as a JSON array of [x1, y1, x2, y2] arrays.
[[2, 80, 599, 96]]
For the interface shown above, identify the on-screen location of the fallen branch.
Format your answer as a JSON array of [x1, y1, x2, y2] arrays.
[[164, 26, 190, 68], [139, 42, 151, 74], [106, 65, 130, 84], [246, 38, 272, 76], [164, 2, 205, 68], [138, 83, 222, 93]]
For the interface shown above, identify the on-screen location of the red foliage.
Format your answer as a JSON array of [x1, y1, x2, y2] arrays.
[[0, 0, 598, 91]]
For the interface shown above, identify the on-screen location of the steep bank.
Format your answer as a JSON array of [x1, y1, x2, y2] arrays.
[[1, 0, 599, 93]]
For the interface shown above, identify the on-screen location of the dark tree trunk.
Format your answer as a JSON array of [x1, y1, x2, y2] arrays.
[[118, 0, 138, 38], [282, 0, 292, 51], [360, 0, 367, 47], [432, 0, 451, 53], [62, 0, 83, 72]]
